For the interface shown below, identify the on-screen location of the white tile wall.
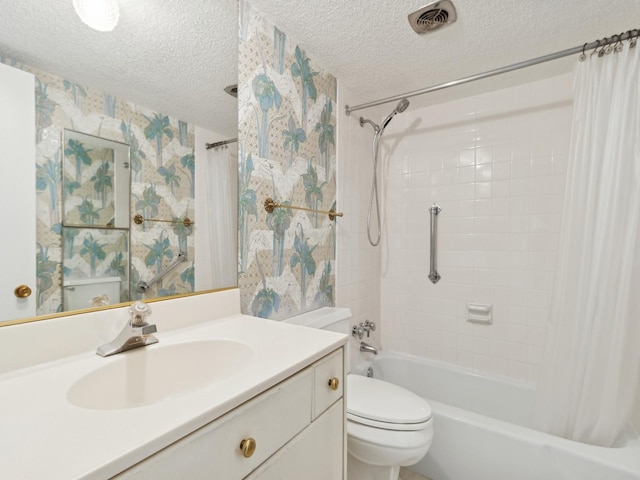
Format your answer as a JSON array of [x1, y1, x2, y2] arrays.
[[379, 74, 574, 384], [336, 84, 384, 369]]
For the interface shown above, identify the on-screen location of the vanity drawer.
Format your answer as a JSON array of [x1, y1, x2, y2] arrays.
[[313, 348, 344, 419], [113, 368, 313, 480]]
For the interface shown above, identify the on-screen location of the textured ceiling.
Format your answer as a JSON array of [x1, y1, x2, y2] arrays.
[[250, 0, 640, 110], [0, 1, 638, 135], [0, 0, 238, 136]]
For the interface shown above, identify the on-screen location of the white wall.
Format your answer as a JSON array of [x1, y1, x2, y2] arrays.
[[378, 74, 573, 384], [336, 84, 384, 369]]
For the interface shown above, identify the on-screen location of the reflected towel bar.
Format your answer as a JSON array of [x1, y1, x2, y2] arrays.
[[133, 214, 194, 228], [263, 197, 343, 221], [428, 203, 441, 284]]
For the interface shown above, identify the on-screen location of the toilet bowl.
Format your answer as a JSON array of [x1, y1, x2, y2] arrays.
[[283, 307, 434, 480], [347, 374, 433, 480]]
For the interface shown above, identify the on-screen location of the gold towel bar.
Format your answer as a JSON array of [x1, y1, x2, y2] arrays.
[[133, 214, 194, 228], [263, 197, 343, 221]]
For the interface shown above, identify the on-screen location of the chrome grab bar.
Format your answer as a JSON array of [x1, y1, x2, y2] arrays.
[[428, 203, 441, 284], [136, 252, 187, 293]]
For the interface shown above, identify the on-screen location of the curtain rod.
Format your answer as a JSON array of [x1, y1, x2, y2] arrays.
[[345, 29, 639, 115], [205, 138, 238, 149]]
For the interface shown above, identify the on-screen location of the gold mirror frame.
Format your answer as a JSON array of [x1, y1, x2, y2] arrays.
[[2, 287, 236, 328]]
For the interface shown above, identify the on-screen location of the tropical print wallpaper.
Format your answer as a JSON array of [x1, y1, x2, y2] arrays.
[[0, 57, 196, 315], [238, 1, 337, 320], [62, 133, 118, 228]]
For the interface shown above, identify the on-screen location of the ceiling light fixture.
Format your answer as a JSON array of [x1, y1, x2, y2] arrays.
[[73, 0, 120, 32]]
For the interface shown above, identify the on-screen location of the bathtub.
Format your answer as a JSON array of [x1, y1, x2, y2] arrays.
[[356, 352, 640, 480]]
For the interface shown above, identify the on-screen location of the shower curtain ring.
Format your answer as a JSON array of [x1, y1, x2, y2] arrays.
[[614, 34, 624, 53], [590, 39, 601, 57], [579, 43, 588, 62], [604, 35, 617, 54]]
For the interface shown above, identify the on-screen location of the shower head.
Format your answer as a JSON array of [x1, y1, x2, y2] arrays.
[[380, 98, 410, 131], [359, 98, 410, 134], [396, 98, 410, 113]]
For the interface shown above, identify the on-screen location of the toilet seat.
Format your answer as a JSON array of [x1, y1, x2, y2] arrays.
[[347, 375, 432, 432]]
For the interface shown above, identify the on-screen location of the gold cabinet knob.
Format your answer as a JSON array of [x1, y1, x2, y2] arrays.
[[328, 377, 339, 391], [240, 437, 256, 458], [14, 285, 32, 298]]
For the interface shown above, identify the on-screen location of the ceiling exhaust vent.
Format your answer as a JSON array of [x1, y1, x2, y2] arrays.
[[408, 0, 457, 34]]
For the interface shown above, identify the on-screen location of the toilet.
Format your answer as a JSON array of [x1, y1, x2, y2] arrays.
[[285, 307, 434, 480], [347, 374, 433, 480], [63, 276, 122, 311]]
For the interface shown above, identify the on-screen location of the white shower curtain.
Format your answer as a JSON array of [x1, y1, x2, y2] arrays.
[[533, 42, 640, 447], [200, 145, 238, 289]]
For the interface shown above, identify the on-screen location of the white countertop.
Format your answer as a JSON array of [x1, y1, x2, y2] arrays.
[[0, 314, 346, 480]]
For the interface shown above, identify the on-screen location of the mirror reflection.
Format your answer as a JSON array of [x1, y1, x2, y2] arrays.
[[0, 0, 239, 325], [62, 130, 130, 229]]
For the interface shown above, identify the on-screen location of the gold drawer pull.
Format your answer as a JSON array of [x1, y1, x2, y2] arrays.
[[328, 377, 339, 391], [240, 437, 256, 458], [14, 285, 32, 298]]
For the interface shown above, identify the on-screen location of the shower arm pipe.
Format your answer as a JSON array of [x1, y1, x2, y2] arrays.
[[264, 197, 344, 221], [206, 138, 238, 150], [345, 29, 639, 115], [136, 252, 187, 293]]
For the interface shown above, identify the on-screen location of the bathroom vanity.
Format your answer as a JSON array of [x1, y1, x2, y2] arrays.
[[0, 289, 347, 479]]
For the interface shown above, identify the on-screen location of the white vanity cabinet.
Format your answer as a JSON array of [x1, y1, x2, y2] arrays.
[[113, 347, 345, 480]]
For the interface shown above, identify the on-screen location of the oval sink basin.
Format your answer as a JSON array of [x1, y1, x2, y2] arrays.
[[68, 340, 255, 410]]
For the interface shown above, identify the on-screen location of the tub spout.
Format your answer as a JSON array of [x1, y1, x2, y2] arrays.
[[360, 341, 378, 355]]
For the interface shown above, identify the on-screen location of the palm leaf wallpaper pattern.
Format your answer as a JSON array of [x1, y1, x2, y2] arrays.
[[1, 59, 196, 314], [238, 1, 337, 319]]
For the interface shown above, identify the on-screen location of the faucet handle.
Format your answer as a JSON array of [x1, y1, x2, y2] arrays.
[[362, 320, 376, 337], [129, 301, 152, 326], [352, 324, 364, 340], [140, 324, 157, 335]]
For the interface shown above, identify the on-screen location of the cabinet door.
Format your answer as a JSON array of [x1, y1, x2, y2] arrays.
[[313, 349, 343, 419], [246, 399, 344, 480], [113, 370, 312, 480]]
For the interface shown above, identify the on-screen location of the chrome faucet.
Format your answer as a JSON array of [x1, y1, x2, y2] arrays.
[[352, 320, 376, 339], [360, 341, 378, 355], [97, 302, 158, 357]]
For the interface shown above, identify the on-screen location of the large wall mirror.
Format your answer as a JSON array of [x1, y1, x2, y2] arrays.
[[0, 0, 238, 325]]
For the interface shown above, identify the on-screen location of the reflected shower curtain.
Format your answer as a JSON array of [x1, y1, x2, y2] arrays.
[[533, 42, 640, 447], [200, 145, 238, 289]]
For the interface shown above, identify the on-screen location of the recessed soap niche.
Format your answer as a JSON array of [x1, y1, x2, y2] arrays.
[[467, 303, 492, 324]]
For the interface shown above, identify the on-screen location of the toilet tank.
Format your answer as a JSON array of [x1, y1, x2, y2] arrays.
[[63, 276, 121, 311], [284, 307, 352, 333]]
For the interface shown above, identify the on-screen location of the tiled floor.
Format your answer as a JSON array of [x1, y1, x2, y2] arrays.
[[399, 468, 433, 480]]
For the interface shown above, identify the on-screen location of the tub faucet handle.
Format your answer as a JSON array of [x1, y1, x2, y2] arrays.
[[352, 324, 365, 339], [362, 320, 376, 337]]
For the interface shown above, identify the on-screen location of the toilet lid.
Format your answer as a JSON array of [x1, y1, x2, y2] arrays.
[[347, 375, 432, 431]]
